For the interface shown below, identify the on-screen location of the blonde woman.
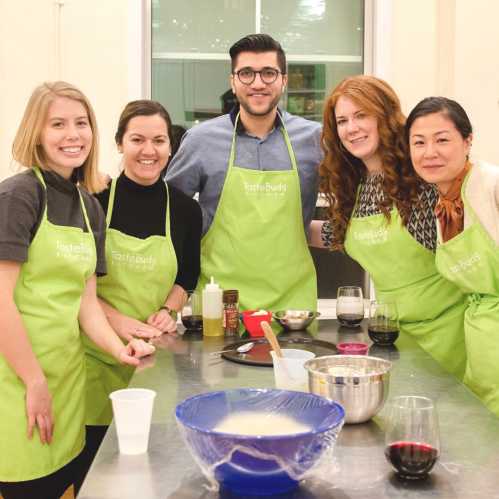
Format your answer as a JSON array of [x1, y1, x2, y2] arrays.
[[0, 81, 153, 499]]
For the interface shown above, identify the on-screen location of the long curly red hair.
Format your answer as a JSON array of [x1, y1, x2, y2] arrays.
[[320, 75, 422, 250]]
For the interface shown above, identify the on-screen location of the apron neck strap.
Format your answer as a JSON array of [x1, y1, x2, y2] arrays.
[[33, 166, 91, 231], [281, 125, 298, 172], [228, 114, 240, 171], [33, 167, 48, 222], [77, 189, 92, 232], [106, 178, 118, 227], [164, 182, 171, 235], [230, 111, 298, 171], [459, 168, 477, 220], [106, 176, 171, 235], [33, 166, 46, 187], [351, 183, 362, 213]]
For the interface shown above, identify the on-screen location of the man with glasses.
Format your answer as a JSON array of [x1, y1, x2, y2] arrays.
[[166, 33, 322, 311]]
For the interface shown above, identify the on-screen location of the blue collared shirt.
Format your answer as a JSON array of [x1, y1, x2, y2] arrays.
[[165, 107, 323, 236]]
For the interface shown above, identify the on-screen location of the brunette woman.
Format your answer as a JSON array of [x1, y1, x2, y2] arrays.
[[77, 100, 201, 487]]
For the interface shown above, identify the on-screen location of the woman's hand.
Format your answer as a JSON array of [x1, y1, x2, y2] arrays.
[[147, 309, 177, 335], [25, 377, 53, 445], [118, 338, 156, 366], [109, 313, 162, 341], [151, 333, 188, 354]]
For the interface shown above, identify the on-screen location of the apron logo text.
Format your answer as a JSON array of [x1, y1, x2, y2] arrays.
[[352, 228, 388, 245], [56, 240, 92, 262], [243, 181, 288, 196], [110, 251, 157, 271], [449, 252, 481, 274]]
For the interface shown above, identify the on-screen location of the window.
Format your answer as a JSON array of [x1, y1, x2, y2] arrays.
[[151, 0, 366, 127]]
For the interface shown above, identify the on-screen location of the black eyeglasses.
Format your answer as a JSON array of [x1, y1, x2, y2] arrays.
[[233, 67, 283, 85]]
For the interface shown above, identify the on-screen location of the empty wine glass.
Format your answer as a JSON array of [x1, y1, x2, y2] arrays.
[[385, 396, 440, 480], [368, 301, 399, 346], [181, 290, 203, 331], [336, 286, 364, 328]]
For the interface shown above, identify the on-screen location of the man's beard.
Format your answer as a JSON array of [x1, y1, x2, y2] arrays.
[[238, 92, 282, 117]]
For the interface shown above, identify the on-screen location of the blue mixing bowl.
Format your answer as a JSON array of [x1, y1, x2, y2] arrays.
[[175, 388, 344, 495]]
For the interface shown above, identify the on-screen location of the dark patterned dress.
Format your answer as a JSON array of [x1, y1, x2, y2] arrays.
[[321, 173, 438, 251]]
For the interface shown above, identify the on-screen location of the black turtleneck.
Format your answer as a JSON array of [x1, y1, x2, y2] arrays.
[[95, 173, 201, 291]]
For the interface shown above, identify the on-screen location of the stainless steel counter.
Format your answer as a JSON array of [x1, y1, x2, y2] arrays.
[[79, 321, 499, 498]]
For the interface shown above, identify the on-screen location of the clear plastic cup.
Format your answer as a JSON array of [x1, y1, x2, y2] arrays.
[[109, 388, 156, 455], [270, 349, 316, 392]]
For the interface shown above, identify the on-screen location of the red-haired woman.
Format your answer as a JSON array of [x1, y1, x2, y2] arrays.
[[311, 75, 466, 378]]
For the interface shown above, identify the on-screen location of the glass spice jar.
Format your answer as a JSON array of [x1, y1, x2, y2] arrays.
[[223, 289, 239, 336]]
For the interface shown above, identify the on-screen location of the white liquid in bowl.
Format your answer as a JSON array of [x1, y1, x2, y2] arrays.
[[213, 412, 311, 436]]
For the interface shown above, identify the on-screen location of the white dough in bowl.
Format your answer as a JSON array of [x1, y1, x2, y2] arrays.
[[213, 412, 311, 436]]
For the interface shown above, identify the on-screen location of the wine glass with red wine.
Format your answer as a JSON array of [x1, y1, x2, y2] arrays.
[[181, 290, 203, 331], [336, 286, 364, 327], [385, 396, 440, 480], [368, 301, 399, 346]]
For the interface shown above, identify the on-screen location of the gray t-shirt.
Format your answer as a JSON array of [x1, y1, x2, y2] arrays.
[[0, 168, 106, 274], [165, 108, 323, 235]]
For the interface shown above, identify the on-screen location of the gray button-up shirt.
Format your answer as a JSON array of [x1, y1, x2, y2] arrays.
[[165, 108, 323, 236]]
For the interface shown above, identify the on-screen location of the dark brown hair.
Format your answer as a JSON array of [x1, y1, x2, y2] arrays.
[[320, 75, 422, 250], [229, 34, 286, 74], [115, 100, 173, 146]]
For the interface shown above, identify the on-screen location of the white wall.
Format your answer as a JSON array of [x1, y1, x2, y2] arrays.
[[453, 0, 499, 164], [384, 0, 499, 164], [387, 0, 439, 112], [0, 0, 140, 181], [1, 0, 498, 183]]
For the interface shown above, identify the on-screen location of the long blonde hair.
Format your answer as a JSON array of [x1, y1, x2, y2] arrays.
[[12, 81, 104, 193]]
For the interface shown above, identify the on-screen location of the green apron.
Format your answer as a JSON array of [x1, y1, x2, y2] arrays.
[[0, 168, 95, 481], [83, 178, 178, 425], [198, 113, 317, 312], [344, 202, 466, 379], [435, 171, 499, 414]]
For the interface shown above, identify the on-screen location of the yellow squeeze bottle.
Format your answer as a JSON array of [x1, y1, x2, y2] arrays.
[[202, 277, 223, 337]]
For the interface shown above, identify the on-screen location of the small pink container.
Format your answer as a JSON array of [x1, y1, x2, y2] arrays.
[[337, 342, 369, 355]]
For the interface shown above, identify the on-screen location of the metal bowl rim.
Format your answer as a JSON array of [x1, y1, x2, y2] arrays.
[[304, 355, 392, 378], [273, 310, 321, 320]]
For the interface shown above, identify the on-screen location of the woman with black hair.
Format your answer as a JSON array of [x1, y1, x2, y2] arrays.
[[407, 96, 499, 415]]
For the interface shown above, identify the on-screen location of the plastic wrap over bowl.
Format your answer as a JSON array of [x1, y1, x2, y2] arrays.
[[175, 388, 344, 495]]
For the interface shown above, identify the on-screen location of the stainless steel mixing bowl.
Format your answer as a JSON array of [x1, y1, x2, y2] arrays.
[[273, 310, 320, 331], [304, 355, 392, 424]]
